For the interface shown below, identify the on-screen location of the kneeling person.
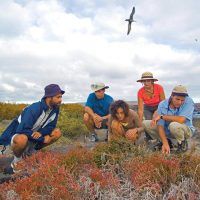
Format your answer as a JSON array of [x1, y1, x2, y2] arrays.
[[0, 84, 64, 173], [143, 85, 195, 154], [109, 100, 144, 142]]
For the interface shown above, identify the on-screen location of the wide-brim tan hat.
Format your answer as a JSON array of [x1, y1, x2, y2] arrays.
[[91, 82, 109, 92], [137, 72, 158, 82], [172, 85, 188, 96]]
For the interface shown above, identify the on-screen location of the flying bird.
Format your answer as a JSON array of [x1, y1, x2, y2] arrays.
[[125, 6, 136, 35]]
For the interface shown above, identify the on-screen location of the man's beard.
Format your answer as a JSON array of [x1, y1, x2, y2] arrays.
[[49, 101, 61, 109]]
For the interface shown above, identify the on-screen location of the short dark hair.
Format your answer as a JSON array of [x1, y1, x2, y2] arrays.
[[110, 100, 129, 119]]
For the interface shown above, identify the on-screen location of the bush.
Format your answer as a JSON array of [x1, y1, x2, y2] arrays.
[[0, 144, 200, 199], [93, 136, 148, 167], [0, 152, 80, 200], [0, 103, 88, 139], [179, 154, 200, 187], [0, 103, 26, 121], [57, 104, 88, 138], [124, 154, 180, 193]]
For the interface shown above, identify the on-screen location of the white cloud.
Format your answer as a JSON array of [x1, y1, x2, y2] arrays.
[[0, 0, 199, 103]]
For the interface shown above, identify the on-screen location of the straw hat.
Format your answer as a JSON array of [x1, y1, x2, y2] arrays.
[[137, 72, 158, 82], [172, 85, 188, 96]]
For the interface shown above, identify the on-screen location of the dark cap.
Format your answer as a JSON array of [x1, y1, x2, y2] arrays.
[[43, 84, 65, 98]]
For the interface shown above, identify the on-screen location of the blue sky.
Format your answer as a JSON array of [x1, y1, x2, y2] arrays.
[[0, 0, 200, 103]]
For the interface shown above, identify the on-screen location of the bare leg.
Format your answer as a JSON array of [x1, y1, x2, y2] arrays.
[[11, 134, 28, 157], [83, 113, 95, 132], [36, 128, 62, 150]]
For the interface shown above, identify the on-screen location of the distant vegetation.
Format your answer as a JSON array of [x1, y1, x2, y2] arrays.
[[0, 103, 88, 138], [0, 102, 200, 138], [57, 104, 88, 138], [0, 103, 27, 121]]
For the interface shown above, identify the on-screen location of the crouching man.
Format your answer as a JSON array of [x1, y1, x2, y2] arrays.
[[143, 85, 195, 154], [109, 100, 144, 142], [0, 84, 64, 173], [83, 82, 114, 141]]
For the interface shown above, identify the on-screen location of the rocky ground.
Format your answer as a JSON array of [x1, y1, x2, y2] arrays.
[[0, 120, 200, 184]]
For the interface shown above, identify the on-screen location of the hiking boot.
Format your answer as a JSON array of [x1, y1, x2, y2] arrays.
[[176, 139, 188, 153]]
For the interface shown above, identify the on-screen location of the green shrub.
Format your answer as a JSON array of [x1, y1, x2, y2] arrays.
[[0, 103, 88, 139], [57, 104, 88, 138], [93, 137, 148, 167], [0, 103, 26, 121]]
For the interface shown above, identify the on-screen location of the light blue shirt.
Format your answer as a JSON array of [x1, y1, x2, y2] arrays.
[[157, 97, 195, 135]]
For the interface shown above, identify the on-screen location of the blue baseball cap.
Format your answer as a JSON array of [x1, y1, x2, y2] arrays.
[[43, 84, 65, 98]]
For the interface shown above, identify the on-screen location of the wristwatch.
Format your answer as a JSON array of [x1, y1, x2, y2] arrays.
[[160, 115, 164, 119]]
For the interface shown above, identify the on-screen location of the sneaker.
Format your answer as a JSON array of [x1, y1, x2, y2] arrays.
[[176, 139, 188, 153], [145, 132, 153, 142], [10, 156, 22, 174], [153, 141, 163, 151], [89, 133, 98, 142], [0, 145, 7, 155]]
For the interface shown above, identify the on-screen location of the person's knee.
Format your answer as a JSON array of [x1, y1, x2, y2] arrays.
[[51, 128, 62, 139], [12, 134, 28, 147], [111, 120, 120, 129], [142, 120, 151, 131], [169, 122, 181, 133], [83, 113, 91, 123]]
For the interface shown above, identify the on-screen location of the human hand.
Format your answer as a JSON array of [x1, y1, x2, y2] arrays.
[[125, 129, 138, 141], [150, 115, 161, 127], [32, 132, 42, 139], [44, 135, 51, 144], [93, 114, 103, 128], [162, 143, 170, 154], [93, 114, 102, 123]]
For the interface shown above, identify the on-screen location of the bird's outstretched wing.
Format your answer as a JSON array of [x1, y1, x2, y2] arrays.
[[127, 22, 131, 35], [129, 6, 135, 20]]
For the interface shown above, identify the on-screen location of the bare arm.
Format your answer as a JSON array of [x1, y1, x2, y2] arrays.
[[153, 114, 186, 125], [158, 125, 170, 154], [160, 91, 165, 101], [162, 115, 185, 124], [84, 106, 96, 119], [138, 97, 144, 123], [102, 114, 110, 120], [85, 106, 109, 121], [132, 110, 144, 134], [108, 115, 112, 134], [125, 110, 144, 141]]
